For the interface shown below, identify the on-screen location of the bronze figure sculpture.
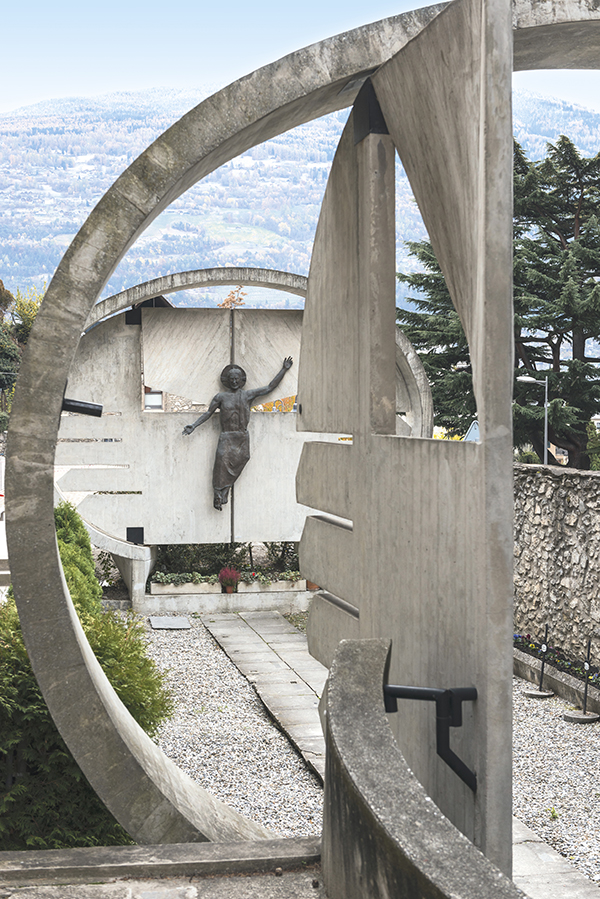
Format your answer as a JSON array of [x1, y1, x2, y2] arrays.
[[183, 357, 293, 510]]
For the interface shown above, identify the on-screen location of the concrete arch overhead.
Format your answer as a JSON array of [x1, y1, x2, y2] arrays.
[[7, 0, 600, 847], [87, 268, 309, 328]]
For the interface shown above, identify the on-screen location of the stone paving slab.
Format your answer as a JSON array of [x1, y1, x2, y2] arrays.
[[512, 818, 600, 898], [201, 612, 326, 781]]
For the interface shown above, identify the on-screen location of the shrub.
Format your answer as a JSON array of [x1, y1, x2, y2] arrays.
[[264, 542, 300, 572], [154, 542, 248, 576], [0, 502, 173, 850], [0, 412, 9, 433]]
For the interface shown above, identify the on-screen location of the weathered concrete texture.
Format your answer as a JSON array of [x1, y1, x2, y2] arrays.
[[396, 327, 434, 438], [0, 872, 326, 899], [142, 308, 301, 406], [514, 463, 600, 659], [143, 308, 232, 405], [7, 0, 600, 854], [134, 589, 314, 617], [513, 0, 600, 70], [0, 838, 320, 888], [322, 640, 524, 899], [299, 0, 514, 872], [86, 268, 309, 328]]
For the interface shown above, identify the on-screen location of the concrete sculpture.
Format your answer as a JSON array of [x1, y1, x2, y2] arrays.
[[6, 0, 600, 860], [183, 358, 293, 510]]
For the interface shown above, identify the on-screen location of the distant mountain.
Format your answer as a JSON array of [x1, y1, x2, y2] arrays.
[[513, 90, 600, 158], [1, 86, 599, 309]]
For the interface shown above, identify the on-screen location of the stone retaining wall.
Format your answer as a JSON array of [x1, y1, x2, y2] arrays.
[[514, 462, 600, 659]]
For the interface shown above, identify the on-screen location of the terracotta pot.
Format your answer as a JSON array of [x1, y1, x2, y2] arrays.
[[225, 585, 235, 594], [306, 581, 320, 591]]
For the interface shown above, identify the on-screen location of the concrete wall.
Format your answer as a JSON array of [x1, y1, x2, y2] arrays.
[[299, 0, 514, 871], [57, 309, 316, 543], [514, 463, 600, 660], [58, 306, 430, 545]]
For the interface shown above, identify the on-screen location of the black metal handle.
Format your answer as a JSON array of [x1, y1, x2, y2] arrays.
[[61, 397, 103, 417], [384, 684, 477, 792]]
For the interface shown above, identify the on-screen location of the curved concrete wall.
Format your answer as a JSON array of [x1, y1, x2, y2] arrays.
[[323, 640, 524, 899], [6, 0, 600, 848], [87, 268, 309, 329]]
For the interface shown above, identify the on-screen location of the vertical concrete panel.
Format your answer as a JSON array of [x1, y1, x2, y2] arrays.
[[65, 314, 142, 414], [142, 309, 230, 403], [300, 0, 513, 871], [233, 310, 301, 401], [233, 415, 339, 542], [297, 120, 360, 435]]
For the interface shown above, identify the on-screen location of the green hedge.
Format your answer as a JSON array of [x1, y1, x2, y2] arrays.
[[0, 502, 173, 850]]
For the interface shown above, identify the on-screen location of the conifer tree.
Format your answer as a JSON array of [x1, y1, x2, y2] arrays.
[[397, 136, 600, 468]]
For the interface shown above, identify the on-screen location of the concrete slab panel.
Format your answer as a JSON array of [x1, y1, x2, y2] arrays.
[[142, 309, 230, 404], [63, 314, 142, 415], [233, 310, 302, 402]]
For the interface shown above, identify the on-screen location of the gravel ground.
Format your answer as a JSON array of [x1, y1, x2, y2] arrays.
[[513, 675, 600, 883], [144, 620, 600, 881], [144, 616, 323, 838]]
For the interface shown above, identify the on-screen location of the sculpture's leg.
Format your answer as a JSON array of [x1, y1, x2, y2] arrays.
[[213, 486, 230, 510]]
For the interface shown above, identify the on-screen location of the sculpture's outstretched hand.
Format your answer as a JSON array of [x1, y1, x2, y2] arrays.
[[283, 356, 293, 370], [182, 424, 195, 436]]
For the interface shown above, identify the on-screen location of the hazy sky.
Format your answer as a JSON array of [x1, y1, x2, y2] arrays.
[[3, 0, 600, 116]]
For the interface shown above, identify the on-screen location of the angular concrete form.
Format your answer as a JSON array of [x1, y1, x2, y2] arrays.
[[6, 0, 600, 851], [299, 0, 513, 870], [323, 640, 524, 899]]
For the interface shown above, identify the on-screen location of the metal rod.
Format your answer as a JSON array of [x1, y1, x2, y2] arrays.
[[384, 684, 477, 791], [539, 624, 549, 692], [583, 638, 592, 716], [61, 397, 103, 417]]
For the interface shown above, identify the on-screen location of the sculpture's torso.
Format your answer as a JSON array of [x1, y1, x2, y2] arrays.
[[218, 389, 251, 432]]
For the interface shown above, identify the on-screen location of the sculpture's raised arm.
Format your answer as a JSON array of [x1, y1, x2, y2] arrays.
[[246, 357, 293, 403]]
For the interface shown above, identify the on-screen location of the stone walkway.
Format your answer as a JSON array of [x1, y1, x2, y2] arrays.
[[202, 611, 327, 780], [202, 610, 600, 899]]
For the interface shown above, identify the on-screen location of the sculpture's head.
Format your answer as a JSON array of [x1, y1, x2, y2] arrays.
[[220, 364, 247, 390]]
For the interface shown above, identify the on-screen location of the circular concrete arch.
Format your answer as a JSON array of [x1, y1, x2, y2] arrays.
[[7, 0, 600, 845], [87, 268, 309, 328]]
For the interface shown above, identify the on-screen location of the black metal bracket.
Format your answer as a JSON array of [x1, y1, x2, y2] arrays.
[[384, 684, 477, 792]]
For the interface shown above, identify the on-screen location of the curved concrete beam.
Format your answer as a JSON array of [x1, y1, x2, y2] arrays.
[[322, 640, 523, 898], [513, 0, 600, 70], [7, 0, 600, 845], [395, 328, 434, 438], [88, 268, 309, 328]]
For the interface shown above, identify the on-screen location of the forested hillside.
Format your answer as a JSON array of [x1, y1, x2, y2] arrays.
[[2, 87, 600, 308]]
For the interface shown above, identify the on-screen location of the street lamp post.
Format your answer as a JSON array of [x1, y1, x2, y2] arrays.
[[517, 374, 549, 465]]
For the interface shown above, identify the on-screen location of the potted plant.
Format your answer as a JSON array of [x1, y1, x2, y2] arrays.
[[218, 567, 241, 594]]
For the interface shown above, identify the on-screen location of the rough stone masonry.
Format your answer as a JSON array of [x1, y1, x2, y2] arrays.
[[514, 462, 600, 660]]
